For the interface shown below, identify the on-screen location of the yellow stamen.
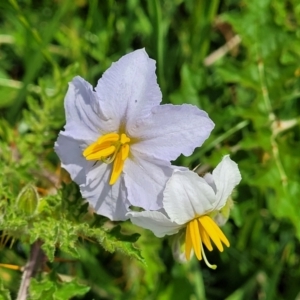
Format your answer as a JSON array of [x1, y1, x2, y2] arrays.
[[109, 151, 124, 185], [83, 132, 131, 185], [198, 216, 230, 251], [96, 133, 120, 144], [120, 133, 130, 144], [199, 223, 213, 251], [190, 219, 202, 260], [85, 146, 116, 161], [184, 215, 230, 269], [0, 263, 23, 271], [83, 132, 119, 158], [121, 144, 130, 160]]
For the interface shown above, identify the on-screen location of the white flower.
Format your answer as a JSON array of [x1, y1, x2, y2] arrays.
[[127, 155, 241, 268], [55, 49, 214, 220]]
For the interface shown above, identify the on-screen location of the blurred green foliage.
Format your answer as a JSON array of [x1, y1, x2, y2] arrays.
[[0, 0, 300, 299]]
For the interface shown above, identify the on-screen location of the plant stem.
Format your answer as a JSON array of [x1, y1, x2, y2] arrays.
[[17, 240, 45, 300]]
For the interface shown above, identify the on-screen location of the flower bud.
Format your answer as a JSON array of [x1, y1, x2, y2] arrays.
[[16, 184, 38, 216]]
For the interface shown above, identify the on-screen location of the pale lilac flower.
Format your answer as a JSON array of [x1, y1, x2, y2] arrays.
[[127, 156, 241, 268], [55, 49, 214, 220]]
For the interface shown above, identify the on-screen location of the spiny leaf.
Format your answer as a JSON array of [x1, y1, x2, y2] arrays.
[[29, 275, 90, 300]]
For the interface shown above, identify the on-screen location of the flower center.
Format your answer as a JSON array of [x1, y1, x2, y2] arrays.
[[83, 132, 131, 185], [184, 215, 230, 269]]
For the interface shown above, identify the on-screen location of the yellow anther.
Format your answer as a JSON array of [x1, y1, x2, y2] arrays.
[[83, 132, 131, 185], [83, 133, 118, 158], [184, 215, 229, 269], [97, 133, 119, 144], [198, 216, 230, 251], [120, 133, 130, 144], [121, 144, 130, 160], [109, 151, 124, 185], [190, 219, 202, 260], [84, 146, 116, 161]]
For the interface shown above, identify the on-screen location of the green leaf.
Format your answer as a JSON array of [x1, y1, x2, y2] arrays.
[[53, 280, 90, 300], [29, 275, 89, 300], [89, 225, 144, 263], [0, 280, 11, 300], [29, 278, 55, 300]]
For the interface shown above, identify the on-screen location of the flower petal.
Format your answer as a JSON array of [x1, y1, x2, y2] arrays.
[[127, 210, 182, 237], [95, 49, 162, 130], [163, 170, 216, 225], [54, 133, 93, 185], [129, 104, 214, 161], [203, 173, 217, 193], [63, 76, 109, 140], [81, 163, 129, 221], [212, 155, 241, 210], [124, 153, 174, 210]]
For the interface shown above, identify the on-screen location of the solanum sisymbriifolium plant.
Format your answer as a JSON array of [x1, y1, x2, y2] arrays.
[[54, 48, 241, 269], [55, 49, 215, 221]]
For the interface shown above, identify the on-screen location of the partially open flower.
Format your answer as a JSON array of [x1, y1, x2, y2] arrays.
[[55, 49, 214, 220], [127, 155, 241, 268]]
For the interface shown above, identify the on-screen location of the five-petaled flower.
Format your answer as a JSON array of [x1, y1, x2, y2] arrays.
[[127, 155, 241, 268], [55, 49, 214, 220]]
